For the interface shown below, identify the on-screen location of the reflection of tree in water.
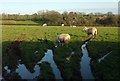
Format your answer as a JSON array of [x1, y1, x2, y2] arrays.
[[53, 41, 82, 80], [2, 39, 53, 80], [3, 41, 22, 80], [3, 37, 85, 81], [19, 41, 50, 73], [37, 62, 55, 81]]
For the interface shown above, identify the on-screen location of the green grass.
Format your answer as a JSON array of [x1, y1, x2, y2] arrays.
[[2, 25, 119, 80], [2, 20, 43, 25], [86, 27, 119, 80], [16, 20, 40, 24]]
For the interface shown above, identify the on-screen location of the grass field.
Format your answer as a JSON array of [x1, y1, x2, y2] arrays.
[[2, 25, 120, 80], [16, 20, 39, 24], [1, 20, 42, 25]]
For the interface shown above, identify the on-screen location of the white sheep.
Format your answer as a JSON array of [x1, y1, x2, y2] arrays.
[[72, 25, 76, 27], [54, 34, 70, 47], [83, 27, 97, 38], [61, 24, 64, 26], [42, 23, 47, 26]]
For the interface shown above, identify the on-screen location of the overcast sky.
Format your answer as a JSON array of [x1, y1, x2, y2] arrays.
[[0, 0, 119, 14]]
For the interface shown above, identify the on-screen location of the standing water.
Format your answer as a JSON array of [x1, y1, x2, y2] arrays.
[[37, 49, 63, 80], [4, 49, 63, 80], [80, 42, 94, 80], [0, 76, 2, 81], [16, 64, 40, 79]]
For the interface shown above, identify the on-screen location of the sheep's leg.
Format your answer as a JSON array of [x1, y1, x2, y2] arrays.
[[61, 43, 64, 46], [91, 33, 94, 38], [93, 35, 95, 39], [58, 41, 62, 46], [54, 40, 58, 47], [94, 34, 96, 38], [95, 30, 97, 38], [93, 31, 97, 38]]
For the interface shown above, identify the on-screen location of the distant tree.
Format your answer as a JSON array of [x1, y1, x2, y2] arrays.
[[107, 12, 113, 16], [43, 10, 62, 25], [32, 13, 38, 21], [95, 12, 103, 16], [117, 15, 120, 27], [86, 13, 96, 26], [62, 11, 69, 25], [1, 10, 118, 26]]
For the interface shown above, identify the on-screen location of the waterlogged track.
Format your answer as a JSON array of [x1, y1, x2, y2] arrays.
[[2, 26, 119, 80], [4, 49, 63, 80], [80, 34, 113, 80], [16, 63, 40, 80], [80, 43, 95, 80], [0, 76, 2, 80], [37, 49, 63, 80], [80, 34, 95, 80]]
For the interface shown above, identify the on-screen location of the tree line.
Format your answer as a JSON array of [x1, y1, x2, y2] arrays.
[[1, 10, 119, 26]]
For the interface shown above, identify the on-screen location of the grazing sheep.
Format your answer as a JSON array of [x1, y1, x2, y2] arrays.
[[42, 23, 47, 26], [54, 34, 70, 47], [61, 24, 64, 26], [83, 27, 97, 38], [72, 25, 76, 27]]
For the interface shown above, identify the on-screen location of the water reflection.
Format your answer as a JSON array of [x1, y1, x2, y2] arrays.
[[4, 66, 11, 73], [16, 64, 40, 79], [3, 49, 63, 80], [37, 49, 63, 80], [80, 43, 95, 80], [0, 76, 2, 80]]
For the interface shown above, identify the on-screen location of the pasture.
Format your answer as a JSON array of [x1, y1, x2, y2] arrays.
[[2, 25, 119, 80]]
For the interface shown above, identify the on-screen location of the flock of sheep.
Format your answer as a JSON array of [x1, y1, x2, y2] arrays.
[[42, 23, 97, 47], [43, 23, 76, 27], [54, 27, 97, 47]]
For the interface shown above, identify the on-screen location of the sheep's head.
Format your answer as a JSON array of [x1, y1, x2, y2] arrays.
[[82, 27, 87, 32]]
